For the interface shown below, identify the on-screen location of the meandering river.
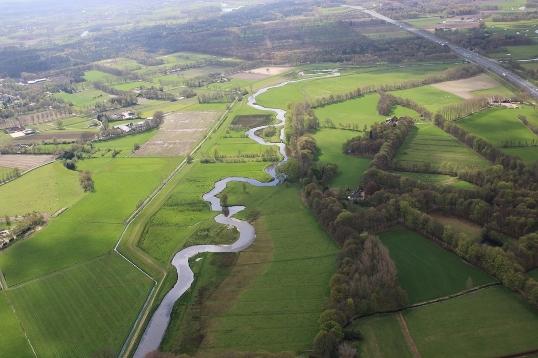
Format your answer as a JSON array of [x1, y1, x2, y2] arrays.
[[133, 71, 338, 358]]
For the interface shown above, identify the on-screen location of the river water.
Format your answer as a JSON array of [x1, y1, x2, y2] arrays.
[[133, 71, 338, 357]]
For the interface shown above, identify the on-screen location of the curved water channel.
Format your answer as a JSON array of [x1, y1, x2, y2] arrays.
[[134, 71, 338, 357]]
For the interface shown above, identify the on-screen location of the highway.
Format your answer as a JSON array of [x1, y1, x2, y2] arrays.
[[344, 5, 538, 99]]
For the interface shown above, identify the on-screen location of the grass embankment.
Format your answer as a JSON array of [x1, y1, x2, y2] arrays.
[[0, 157, 179, 285], [405, 286, 538, 357], [0, 162, 84, 217], [394, 123, 490, 172], [313, 129, 370, 189], [457, 106, 538, 164], [170, 185, 339, 354], [7, 254, 152, 357], [379, 227, 494, 303], [255, 63, 455, 108]]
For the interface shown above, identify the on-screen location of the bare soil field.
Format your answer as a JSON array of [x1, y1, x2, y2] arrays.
[[14, 132, 94, 144], [432, 74, 499, 99], [135, 111, 220, 156], [230, 114, 272, 129], [0, 154, 55, 171], [232, 66, 293, 80]]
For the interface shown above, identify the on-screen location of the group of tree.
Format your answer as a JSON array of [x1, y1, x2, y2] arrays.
[[436, 97, 490, 121], [138, 87, 176, 101], [377, 92, 432, 120], [518, 114, 538, 136], [79, 171, 95, 192], [0, 168, 21, 184]]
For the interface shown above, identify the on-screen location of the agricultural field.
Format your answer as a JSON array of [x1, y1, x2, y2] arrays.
[[255, 63, 456, 108], [429, 214, 483, 240], [379, 227, 494, 303], [93, 129, 159, 157], [314, 93, 386, 130], [456, 106, 538, 163], [5, 254, 153, 357], [0, 292, 33, 357], [390, 85, 463, 113], [393, 171, 476, 189], [431, 74, 501, 99], [394, 123, 490, 173], [0, 161, 84, 217], [404, 286, 538, 357], [351, 314, 412, 358], [313, 129, 371, 189], [195, 185, 339, 354], [83, 70, 120, 83], [0, 154, 55, 172], [54, 89, 111, 110], [0, 157, 179, 285]]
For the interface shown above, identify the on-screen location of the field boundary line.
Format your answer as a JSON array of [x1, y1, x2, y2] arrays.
[[346, 282, 501, 325], [0, 159, 55, 187], [497, 348, 538, 358], [3, 292, 38, 357], [115, 101, 237, 358], [0, 269, 6, 290], [397, 312, 421, 358]]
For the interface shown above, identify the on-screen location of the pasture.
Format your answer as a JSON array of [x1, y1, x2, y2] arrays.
[[94, 129, 158, 157], [7, 254, 153, 357], [0, 161, 84, 217], [313, 129, 371, 188], [404, 286, 538, 357], [314, 93, 386, 130], [394, 124, 490, 173], [393, 171, 476, 189], [54, 89, 110, 109], [0, 292, 34, 357], [430, 213, 483, 240], [390, 85, 463, 113], [379, 227, 493, 303], [255, 63, 455, 108], [351, 314, 412, 358], [83, 70, 120, 83], [0, 157, 179, 285], [431, 74, 499, 99], [197, 185, 339, 353]]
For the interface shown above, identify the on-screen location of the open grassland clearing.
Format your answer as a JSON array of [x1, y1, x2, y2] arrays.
[[393, 171, 476, 189], [351, 314, 412, 358], [394, 124, 490, 172], [6, 254, 153, 357], [404, 286, 538, 357], [0, 292, 34, 357], [380, 227, 494, 304], [30, 116, 98, 133], [429, 213, 483, 240], [94, 130, 159, 157], [314, 93, 386, 130], [54, 89, 110, 110], [193, 185, 339, 354], [0, 161, 84, 217], [313, 129, 370, 189], [431, 73, 500, 99], [232, 66, 293, 80], [0, 157, 179, 285], [83, 70, 121, 83], [255, 63, 456, 108], [390, 85, 463, 113], [489, 44, 538, 60], [135, 111, 220, 157], [0, 154, 55, 172], [503, 146, 538, 164]]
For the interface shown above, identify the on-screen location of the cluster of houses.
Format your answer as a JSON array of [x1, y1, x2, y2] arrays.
[[107, 111, 137, 121], [0, 230, 14, 250], [113, 121, 147, 133], [490, 98, 520, 109]]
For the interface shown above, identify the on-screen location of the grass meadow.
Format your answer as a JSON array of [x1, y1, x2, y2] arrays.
[[0, 162, 85, 217], [404, 286, 538, 357], [314, 93, 386, 130], [352, 314, 412, 358], [93, 129, 159, 157], [54, 89, 110, 109], [197, 185, 339, 353], [393, 171, 476, 189], [7, 254, 153, 357], [255, 63, 455, 108], [380, 227, 494, 303], [314, 129, 371, 188], [0, 292, 34, 357], [390, 85, 463, 113], [394, 124, 490, 172], [0, 157, 179, 285]]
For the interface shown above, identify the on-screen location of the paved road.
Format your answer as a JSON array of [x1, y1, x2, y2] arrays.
[[344, 5, 538, 99]]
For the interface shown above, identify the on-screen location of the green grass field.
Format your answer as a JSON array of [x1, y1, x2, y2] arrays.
[[0, 162, 85, 217], [54, 89, 110, 109], [390, 85, 463, 113], [256, 63, 455, 108], [83, 70, 120, 83], [351, 314, 412, 358], [393, 171, 476, 189], [6, 254, 152, 357], [394, 124, 490, 172], [94, 130, 158, 157], [314, 129, 371, 188], [380, 227, 494, 303], [457, 106, 538, 163], [404, 286, 538, 357], [0, 292, 34, 357], [314, 93, 386, 130], [0, 157, 178, 285], [196, 185, 339, 353]]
